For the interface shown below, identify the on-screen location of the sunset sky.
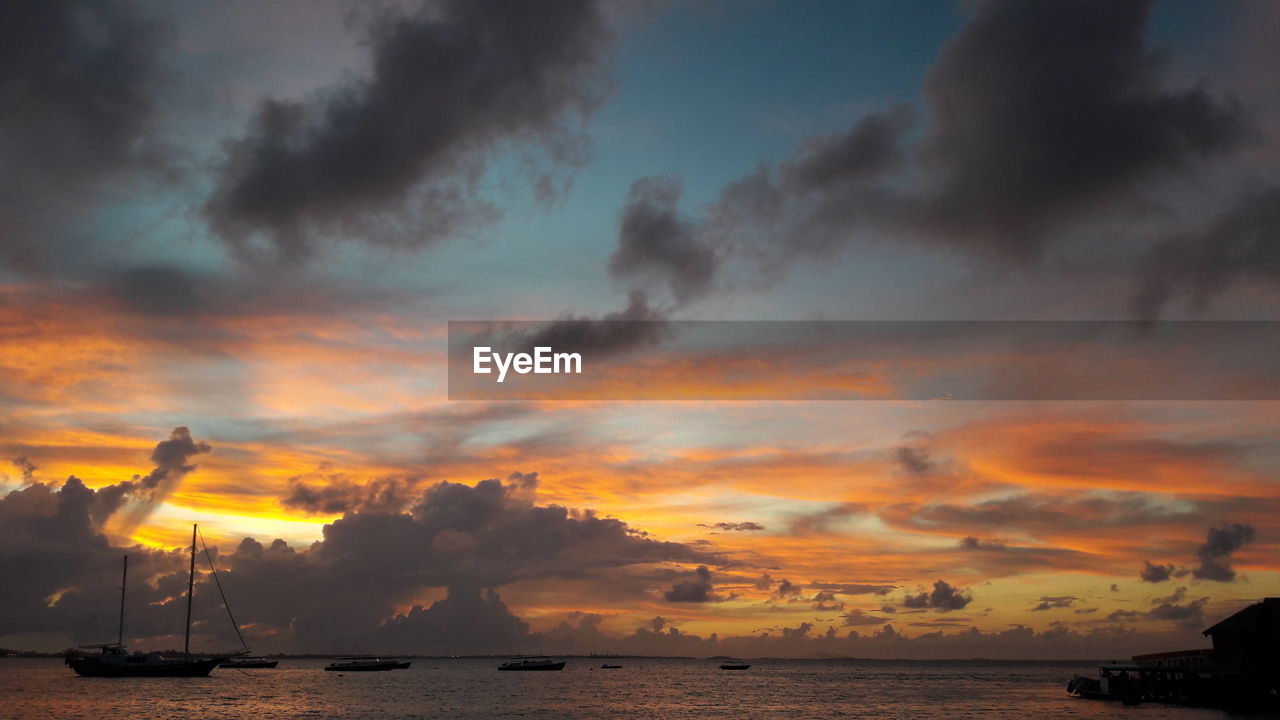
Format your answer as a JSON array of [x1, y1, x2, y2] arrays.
[[3, 0, 1279, 658]]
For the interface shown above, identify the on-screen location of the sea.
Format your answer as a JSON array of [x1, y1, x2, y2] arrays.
[[1, 657, 1274, 720]]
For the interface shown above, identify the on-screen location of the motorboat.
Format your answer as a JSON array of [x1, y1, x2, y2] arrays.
[[324, 656, 411, 671], [498, 656, 566, 671], [719, 659, 751, 670], [1067, 663, 1143, 702], [600, 663, 623, 669]]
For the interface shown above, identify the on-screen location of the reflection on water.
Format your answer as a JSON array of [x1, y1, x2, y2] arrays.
[[0, 658, 1265, 719]]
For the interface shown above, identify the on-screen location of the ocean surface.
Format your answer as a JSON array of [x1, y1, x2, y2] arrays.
[[1, 657, 1273, 720]]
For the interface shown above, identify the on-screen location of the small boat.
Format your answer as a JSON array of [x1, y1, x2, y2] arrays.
[[220, 657, 279, 669], [600, 663, 623, 669], [719, 659, 751, 670], [325, 656, 411, 671], [498, 656, 566, 671], [65, 526, 242, 677], [1067, 663, 1143, 702]]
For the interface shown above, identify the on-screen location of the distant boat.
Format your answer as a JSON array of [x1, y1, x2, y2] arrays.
[[220, 657, 279, 669], [719, 659, 751, 670], [498, 656, 566, 671], [600, 663, 623, 669], [325, 656, 411, 671], [65, 525, 245, 677]]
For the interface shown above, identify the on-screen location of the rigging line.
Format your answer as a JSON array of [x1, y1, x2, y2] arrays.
[[198, 527, 249, 652]]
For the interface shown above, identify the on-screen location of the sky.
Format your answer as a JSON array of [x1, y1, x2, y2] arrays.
[[1, 0, 1279, 658]]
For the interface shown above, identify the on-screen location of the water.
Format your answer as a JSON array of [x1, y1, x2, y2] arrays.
[[0, 657, 1270, 720]]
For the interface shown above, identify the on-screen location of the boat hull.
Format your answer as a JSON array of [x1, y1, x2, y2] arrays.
[[66, 655, 226, 678], [499, 662, 566, 671]]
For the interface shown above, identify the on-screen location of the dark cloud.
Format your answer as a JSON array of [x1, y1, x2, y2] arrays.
[[809, 582, 896, 596], [895, 447, 937, 477], [916, 0, 1245, 259], [518, 290, 671, 359], [902, 580, 972, 612], [1134, 186, 1280, 319], [10, 456, 36, 484], [771, 578, 801, 602], [282, 474, 425, 516], [609, 176, 715, 304], [698, 521, 765, 532], [663, 565, 722, 603], [1, 457, 719, 651], [1192, 521, 1256, 581], [1147, 587, 1210, 629], [1031, 596, 1077, 612], [0, 473, 188, 641], [810, 590, 844, 612], [0, 0, 171, 273], [958, 536, 1007, 551], [841, 609, 892, 627], [378, 585, 530, 652], [204, 0, 609, 262], [1139, 560, 1179, 583]]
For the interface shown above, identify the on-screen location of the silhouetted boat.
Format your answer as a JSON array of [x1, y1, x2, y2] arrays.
[[498, 656, 565, 671], [719, 659, 751, 670], [65, 525, 244, 677], [324, 656, 411, 671], [600, 663, 623, 669], [220, 657, 279, 669], [1067, 663, 1142, 702]]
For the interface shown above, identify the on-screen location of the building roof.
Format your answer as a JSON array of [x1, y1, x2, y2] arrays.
[[1202, 597, 1280, 636]]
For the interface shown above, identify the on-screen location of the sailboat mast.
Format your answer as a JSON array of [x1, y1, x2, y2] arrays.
[[118, 555, 128, 646], [184, 523, 196, 657]]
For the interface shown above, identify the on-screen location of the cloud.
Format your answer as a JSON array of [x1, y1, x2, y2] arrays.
[[1031, 596, 1077, 612], [1139, 560, 1179, 583], [787, 502, 863, 536], [609, 176, 716, 305], [915, 0, 1245, 259], [663, 565, 724, 603], [895, 447, 937, 477], [282, 474, 425, 516], [378, 585, 530, 652], [204, 0, 610, 262], [1134, 186, 1280, 318], [518, 291, 671, 359], [902, 580, 973, 612], [841, 609, 892, 627], [10, 456, 36, 484], [1147, 587, 1210, 629], [0, 0, 171, 273], [1192, 521, 1256, 581], [958, 536, 1007, 551], [809, 582, 896, 596], [109, 427, 212, 535], [770, 578, 801, 601], [697, 521, 765, 532]]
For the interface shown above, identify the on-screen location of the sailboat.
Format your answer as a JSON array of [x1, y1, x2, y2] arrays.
[[65, 524, 247, 677]]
